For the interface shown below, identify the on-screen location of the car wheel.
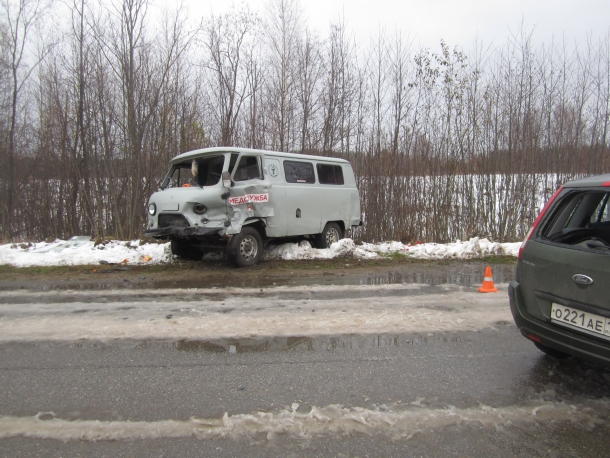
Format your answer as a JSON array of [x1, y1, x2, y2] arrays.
[[314, 222, 343, 249], [533, 341, 569, 359], [227, 227, 263, 267], [171, 239, 203, 261]]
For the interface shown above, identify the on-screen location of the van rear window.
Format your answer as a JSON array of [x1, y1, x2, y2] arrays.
[[284, 161, 315, 184], [317, 164, 344, 185]]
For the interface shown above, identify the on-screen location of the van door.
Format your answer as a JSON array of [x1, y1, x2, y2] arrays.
[[262, 157, 288, 237], [282, 159, 322, 236], [228, 154, 273, 232]]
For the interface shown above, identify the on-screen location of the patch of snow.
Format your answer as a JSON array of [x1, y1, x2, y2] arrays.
[[0, 236, 520, 267], [0, 238, 172, 267], [265, 236, 519, 261], [1, 398, 607, 442]]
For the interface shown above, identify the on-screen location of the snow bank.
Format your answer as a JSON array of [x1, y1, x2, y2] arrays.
[[358, 237, 521, 260], [0, 236, 520, 267], [264, 237, 519, 261], [0, 237, 172, 267]]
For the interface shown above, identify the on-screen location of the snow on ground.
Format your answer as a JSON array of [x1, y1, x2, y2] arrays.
[[0, 236, 520, 267], [265, 238, 520, 261], [2, 398, 608, 443]]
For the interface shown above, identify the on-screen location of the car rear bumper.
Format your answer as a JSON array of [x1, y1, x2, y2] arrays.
[[145, 226, 221, 239], [509, 281, 610, 366]]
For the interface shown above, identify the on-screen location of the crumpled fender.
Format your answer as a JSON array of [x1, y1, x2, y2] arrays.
[[224, 182, 273, 235]]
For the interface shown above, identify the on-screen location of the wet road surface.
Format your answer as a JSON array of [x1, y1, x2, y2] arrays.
[[1, 265, 610, 456]]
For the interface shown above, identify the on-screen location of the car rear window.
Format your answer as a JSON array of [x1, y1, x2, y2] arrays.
[[541, 190, 610, 252], [589, 194, 610, 226]]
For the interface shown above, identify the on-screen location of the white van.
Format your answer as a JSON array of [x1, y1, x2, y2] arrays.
[[145, 147, 362, 266]]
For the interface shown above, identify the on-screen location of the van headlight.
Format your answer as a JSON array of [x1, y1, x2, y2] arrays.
[[193, 203, 207, 215], [148, 203, 156, 216]]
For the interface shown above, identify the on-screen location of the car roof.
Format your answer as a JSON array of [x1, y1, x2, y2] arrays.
[[563, 174, 610, 188], [170, 147, 349, 165]]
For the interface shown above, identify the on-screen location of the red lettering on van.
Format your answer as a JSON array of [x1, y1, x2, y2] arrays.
[[229, 193, 269, 206]]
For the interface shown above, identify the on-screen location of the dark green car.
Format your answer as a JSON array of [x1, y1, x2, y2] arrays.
[[509, 174, 610, 365]]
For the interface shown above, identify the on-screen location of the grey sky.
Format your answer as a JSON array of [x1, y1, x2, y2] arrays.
[[185, 0, 610, 49]]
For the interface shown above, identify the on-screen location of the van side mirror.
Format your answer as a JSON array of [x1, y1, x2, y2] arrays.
[[222, 171, 232, 188]]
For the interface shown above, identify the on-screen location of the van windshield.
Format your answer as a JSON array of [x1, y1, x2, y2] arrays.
[[162, 155, 226, 189]]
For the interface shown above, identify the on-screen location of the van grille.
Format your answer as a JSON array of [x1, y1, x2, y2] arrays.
[[158, 213, 190, 228]]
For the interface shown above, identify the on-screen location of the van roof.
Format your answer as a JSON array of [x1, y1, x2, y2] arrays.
[[170, 147, 350, 165]]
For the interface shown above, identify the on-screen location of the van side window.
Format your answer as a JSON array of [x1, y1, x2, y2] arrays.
[[316, 164, 344, 185], [284, 161, 315, 184], [234, 156, 262, 181], [197, 155, 225, 186], [165, 165, 188, 188]]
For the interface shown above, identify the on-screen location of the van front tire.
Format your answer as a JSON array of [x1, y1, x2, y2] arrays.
[[314, 222, 343, 249], [227, 227, 263, 267]]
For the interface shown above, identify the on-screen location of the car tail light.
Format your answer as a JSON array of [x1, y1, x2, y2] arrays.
[[526, 333, 541, 343], [602, 181, 610, 187], [518, 186, 564, 260]]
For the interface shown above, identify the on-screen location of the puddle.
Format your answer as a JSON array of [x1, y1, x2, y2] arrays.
[[140, 264, 514, 289], [0, 264, 516, 291], [359, 264, 516, 286], [0, 280, 153, 292]]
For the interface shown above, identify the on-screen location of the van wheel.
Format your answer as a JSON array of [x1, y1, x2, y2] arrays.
[[314, 223, 343, 249], [227, 227, 263, 267], [171, 239, 203, 261], [533, 341, 569, 359]]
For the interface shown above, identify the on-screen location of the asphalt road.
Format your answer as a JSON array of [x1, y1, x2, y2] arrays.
[[1, 275, 610, 456]]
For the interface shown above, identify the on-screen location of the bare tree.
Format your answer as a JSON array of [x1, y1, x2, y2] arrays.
[[202, 5, 259, 146], [0, 0, 52, 239], [294, 28, 323, 153], [321, 17, 357, 155], [264, 0, 302, 151], [101, 0, 196, 238]]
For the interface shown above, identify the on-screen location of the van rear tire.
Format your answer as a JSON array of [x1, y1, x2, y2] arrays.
[[227, 227, 263, 267], [314, 223, 343, 249]]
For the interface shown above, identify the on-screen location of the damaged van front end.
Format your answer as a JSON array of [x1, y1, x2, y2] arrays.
[[145, 149, 272, 265]]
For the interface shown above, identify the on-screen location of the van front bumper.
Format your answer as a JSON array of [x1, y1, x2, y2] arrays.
[[145, 226, 221, 239], [508, 281, 610, 366]]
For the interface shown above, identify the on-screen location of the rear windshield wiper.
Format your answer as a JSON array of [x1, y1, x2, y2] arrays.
[[585, 239, 610, 252]]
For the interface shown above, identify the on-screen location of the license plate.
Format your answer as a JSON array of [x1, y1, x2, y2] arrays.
[[551, 303, 610, 340]]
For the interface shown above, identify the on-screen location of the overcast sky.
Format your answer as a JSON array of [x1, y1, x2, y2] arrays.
[[181, 0, 610, 50]]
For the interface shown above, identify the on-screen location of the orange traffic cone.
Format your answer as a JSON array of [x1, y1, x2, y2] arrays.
[[478, 266, 499, 293]]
